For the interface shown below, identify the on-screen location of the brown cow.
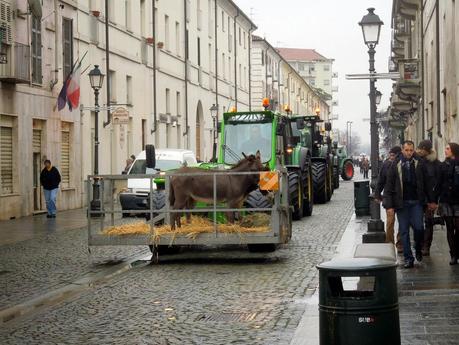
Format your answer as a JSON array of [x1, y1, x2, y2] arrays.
[[169, 151, 264, 230]]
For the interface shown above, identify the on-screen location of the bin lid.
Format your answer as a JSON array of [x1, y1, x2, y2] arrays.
[[317, 257, 397, 271]]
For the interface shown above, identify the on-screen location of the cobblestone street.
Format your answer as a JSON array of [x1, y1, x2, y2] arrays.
[[0, 180, 354, 345]]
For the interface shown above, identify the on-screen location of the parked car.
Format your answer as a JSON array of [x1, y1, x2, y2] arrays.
[[119, 149, 197, 216]]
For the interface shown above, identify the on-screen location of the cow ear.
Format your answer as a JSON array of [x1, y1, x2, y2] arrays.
[[256, 150, 261, 160], [242, 152, 248, 159]]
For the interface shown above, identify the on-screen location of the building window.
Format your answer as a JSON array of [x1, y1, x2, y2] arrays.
[[244, 66, 247, 89], [208, 43, 213, 74], [243, 32, 246, 49], [197, 37, 201, 66], [125, 0, 131, 30], [61, 122, 71, 188], [126, 75, 132, 105], [238, 63, 242, 87], [310, 79, 315, 86], [175, 22, 180, 56], [324, 79, 330, 86], [164, 15, 170, 50], [239, 27, 241, 46], [176, 91, 181, 116], [140, 0, 146, 36], [166, 88, 171, 114], [62, 18, 73, 79], [142, 119, 147, 149], [324, 65, 330, 71], [222, 52, 225, 79], [221, 11, 225, 32], [261, 51, 264, 66], [0, 116, 14, 195], [109, 70, 116, 102], [31, 15, 42, 84]]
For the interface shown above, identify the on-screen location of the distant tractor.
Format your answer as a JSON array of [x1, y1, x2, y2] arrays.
[[334, 144, 354, 181], [289, 114, 335, 204]]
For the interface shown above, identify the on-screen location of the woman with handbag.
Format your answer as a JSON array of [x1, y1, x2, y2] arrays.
[[439, 143, 459, 265]]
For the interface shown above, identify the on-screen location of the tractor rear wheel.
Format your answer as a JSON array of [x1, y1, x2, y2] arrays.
[[302, 168, 314, 217], [341, 160, 355, 181], [146, 190, 166, 222], [312, 161, 328, 204], [288, 171, 303, 221]]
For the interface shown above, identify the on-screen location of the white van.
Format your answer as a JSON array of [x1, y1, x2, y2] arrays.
[[120, 149, 197, 215]]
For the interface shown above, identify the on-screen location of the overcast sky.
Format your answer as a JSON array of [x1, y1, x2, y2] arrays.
[[235, 0, 393, 146]]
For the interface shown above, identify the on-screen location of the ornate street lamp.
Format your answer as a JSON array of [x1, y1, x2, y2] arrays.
[[359, 8, 385, 241], [210, 104, 218, 162], [88, 65, 105, 217], [375, 89, 382, 105]]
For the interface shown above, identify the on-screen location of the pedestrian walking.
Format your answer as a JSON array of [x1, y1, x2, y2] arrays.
[[362, 158, 370, 179], [416, 140, 441, 256], [385, 140, 426, 268], [376, 146, 403, 251], [439, 143, 459, 265], [40, 160, 61, 218]]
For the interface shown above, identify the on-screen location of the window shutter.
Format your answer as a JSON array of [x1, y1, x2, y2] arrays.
[[0, 126, 13, 194], [61, 131, 70, 187], [33, 129, 41, 152]]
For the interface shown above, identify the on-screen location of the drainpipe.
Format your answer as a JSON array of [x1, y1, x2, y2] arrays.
[[248, 24, 254, 110], [183, 0, 189, 147], [53, 0, 59, 88], [435, 0, 442, 140], [420, 2, 425, 137], [233, 10, 239, 109], [214, 0, 218, 116], [103, 0, 111, 127], [151, 0, 157, 135]]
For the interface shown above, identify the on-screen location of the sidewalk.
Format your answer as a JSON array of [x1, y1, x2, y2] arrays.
[[0, 207, 88, 246], [291, 211, 459, 345]]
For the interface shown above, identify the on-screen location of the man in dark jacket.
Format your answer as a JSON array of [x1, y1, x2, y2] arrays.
[[416, 140, 441, 256], [385, 140, 426, 268], [40, 160, 61, 218], [376, 146, 402, 250]]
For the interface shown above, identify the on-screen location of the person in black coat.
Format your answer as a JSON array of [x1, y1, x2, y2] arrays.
[[376, 146, 402, 250], [416, 140, 441, 256], [384, 140, 427, 268], [439, 143, 459, 265], [40, 160, 61, 218]]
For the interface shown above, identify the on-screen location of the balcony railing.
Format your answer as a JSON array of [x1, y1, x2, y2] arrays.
[[0, 42, 30, 83]]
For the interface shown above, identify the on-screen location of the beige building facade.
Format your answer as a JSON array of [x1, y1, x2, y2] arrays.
[[0, 0, 255, 220], [389, 0, 459, 159], [250, 36, 329, 118]]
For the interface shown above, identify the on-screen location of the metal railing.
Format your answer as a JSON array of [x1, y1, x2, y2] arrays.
[[87, 169, 289, 247]]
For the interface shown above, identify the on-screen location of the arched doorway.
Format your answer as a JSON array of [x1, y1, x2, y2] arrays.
[[196, 101, 204, 161]]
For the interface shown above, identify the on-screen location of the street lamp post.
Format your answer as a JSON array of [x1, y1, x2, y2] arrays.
[[346, 121, 353, 155], [88, 65, 105, 217], [359, 8, 385, 241], [210, 104, 218, 162]]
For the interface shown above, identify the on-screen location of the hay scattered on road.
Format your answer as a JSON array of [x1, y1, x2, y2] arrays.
[[103, 214, 270, 239]]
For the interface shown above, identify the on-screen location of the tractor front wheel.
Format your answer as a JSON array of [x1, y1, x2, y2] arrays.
[[302, 168, 314, 217]]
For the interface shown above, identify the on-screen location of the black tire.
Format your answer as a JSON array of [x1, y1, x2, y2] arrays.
[[149, 245, 180, 255], [341, 160, 355, 181], [312, 161, 328, 204], [244, 189, 271, 210], [302, 168, 314, 217], [145, 144, 156, 169], [333, 165, 340, 189], [288, 171, 303, 221], [146, 190, 166, 222], [247, 243, 277, 253], [327, 163, 333, 200]]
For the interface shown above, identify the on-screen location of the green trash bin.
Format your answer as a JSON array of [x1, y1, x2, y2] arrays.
[[354, 180, 370, 216], [317, 257, 400, 345]]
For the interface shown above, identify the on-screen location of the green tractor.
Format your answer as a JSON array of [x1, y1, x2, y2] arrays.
[[216, 110, 313, 221], [289, 115, 336, 204], [334, 144, 355, 181], [152, 110, 312, 222]]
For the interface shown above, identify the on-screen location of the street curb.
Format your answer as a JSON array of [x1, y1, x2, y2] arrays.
[[0, 254, 150, 325]]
